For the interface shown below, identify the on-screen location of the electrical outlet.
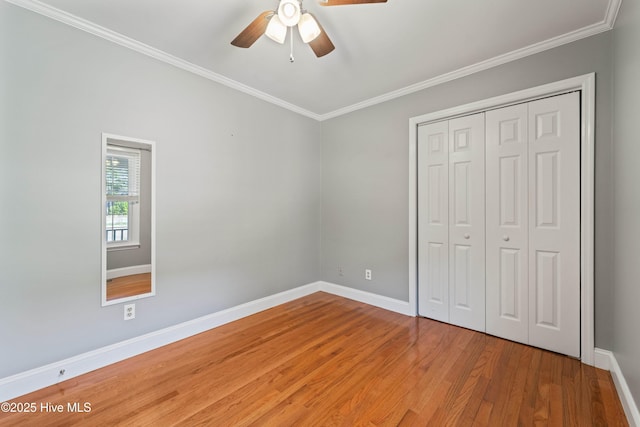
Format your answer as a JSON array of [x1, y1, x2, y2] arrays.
[[365, 269, 372, 280], [124, 304, 135, 320]]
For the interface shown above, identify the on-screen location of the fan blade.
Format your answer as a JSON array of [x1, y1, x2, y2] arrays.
[[308, 15, 335, 57], [231, 11, 273, 48], [319, 0, 387, 5]]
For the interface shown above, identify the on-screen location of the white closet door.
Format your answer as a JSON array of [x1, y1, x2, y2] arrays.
[[448, 114, 485, 332], [418, 121, 449, 322], [485, 104, 529, 344], [528, 92, 580, 357]]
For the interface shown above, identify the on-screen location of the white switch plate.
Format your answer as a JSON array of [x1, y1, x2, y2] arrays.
[[124, 303, 135, 320]]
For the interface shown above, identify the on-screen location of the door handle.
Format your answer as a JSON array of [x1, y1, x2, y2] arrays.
[[464, 234, 470, 239], [503, 235, 510, 242]]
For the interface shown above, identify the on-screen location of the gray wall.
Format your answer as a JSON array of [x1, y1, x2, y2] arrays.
[[0, 0, 630, 393], [0, 3, 321, 378], [321, 32, 615, 349], [613, 0, 640, 410], [107, 149, 152, 270]]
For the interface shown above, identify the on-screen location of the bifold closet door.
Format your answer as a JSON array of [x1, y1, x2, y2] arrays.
[[486, 92, 580, 357], [418, 113, 485, 332], [417, 120, 450, 322], [419, 92, 580, 357], [448, 114, 485, 332], [528, 92, 580, 358], [486, 103, 529, 345]]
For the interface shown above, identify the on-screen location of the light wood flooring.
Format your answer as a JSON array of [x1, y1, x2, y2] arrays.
[[0, 292, 628, 426], [106, 273, 151, 301]]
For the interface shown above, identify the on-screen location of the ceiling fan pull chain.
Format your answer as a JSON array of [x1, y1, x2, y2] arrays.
[[289, 26, 295, 63]]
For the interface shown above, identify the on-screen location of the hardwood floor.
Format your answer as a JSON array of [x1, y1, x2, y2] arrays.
[[106, 273, 151, 301], [0, 292, 628, 426]]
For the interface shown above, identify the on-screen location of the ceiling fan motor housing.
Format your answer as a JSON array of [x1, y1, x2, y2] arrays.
[[277, 0, 301, 26]]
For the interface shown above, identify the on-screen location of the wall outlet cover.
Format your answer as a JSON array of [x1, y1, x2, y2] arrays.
[[124, 304, 136, 320]]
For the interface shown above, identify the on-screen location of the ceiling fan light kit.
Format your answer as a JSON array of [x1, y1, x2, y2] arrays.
[[265, 14, 287, 43], [298, 13, 322, 43], [231, 0, 387, 59]]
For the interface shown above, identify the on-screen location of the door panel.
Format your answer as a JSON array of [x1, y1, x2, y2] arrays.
[[486, 103, 529, 343], [528, 92, 580, 358], [534, 250, 560, 327], [418, 121, 449, 321], [426, 243, 446, 304], [428, 166, 445, 224], [499, 248, 522, 319], [535, 151, 559, 228], [453, 162, 471, 225], [448, 114, 485, 332], [499, 155, 521, 226], [453, 244, 471, 308]]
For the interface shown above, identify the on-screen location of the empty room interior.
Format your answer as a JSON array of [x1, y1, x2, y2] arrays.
[[1, 0, 640, 425]]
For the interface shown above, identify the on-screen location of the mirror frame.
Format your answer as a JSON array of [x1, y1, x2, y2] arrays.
[[101, 133, 156, 306]]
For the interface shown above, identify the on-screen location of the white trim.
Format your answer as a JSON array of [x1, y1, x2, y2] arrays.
[[1, 283, 632, 422], [106, 264, 152, 280], [318, 0, 620, 120], [5, 0, 619, 122], [594, 347, 613, 371], [594, 348, 640, 427], [408, 73, 596, 365], [580, 74, 597, 366], [604, 0, 623, 29], [318, 281, 413, 316], [0, 282, 414, 401], [0, 282, 322, 402], [4, 0, 321, 121]]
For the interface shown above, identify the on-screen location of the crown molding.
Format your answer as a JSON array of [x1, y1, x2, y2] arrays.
[[6, 0, 621, 122], [4, 0, 322, 121], [318, 0, 622, 120], [604, 0, 623, 29]]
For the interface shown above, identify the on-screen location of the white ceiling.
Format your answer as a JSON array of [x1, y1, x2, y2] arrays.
[[8, 0, 620, 119]]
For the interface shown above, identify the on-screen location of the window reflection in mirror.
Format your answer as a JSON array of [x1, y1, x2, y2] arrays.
[[101, 134, 155, 306]]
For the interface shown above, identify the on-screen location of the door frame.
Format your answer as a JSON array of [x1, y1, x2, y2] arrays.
[[408, 73, 596, 365]]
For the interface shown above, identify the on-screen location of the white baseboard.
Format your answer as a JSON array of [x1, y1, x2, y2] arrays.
[[0, 282, 414, 402], [4, 284, 635, 426], [0, 281, 412, 402], [318, 281, 414, 316], [0, 282, 322, 402], [106, 264, 152, 280], [594, 347, 613, 371], [594, 348, 640, 427]]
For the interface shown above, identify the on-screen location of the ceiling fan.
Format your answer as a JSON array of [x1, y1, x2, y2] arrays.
[[231, 0, 387, 60]]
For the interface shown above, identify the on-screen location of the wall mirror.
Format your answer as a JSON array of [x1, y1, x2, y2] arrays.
[[101, 133, 156, 306]]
